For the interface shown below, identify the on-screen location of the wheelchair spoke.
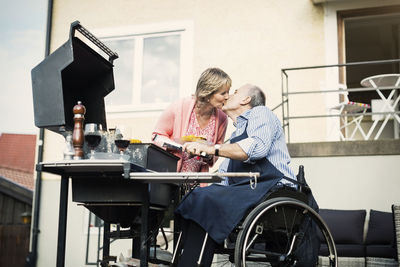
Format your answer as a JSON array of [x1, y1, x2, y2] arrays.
[[234, 197, 337, 267], [245, 233, 259, 251], [273, 206, 300, 255]]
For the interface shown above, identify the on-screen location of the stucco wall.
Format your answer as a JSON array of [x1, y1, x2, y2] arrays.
[[291, 155, 400, 212]]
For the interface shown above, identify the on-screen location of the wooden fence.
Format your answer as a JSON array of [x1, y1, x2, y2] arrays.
[[0, 224, 30, 267]]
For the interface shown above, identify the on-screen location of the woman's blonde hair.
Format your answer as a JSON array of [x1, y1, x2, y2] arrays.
[[195, 68, 232, 102]]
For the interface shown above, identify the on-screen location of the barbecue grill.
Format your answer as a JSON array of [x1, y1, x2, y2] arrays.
[[32, 19, 179, 222], [31, 21, 180, 267]]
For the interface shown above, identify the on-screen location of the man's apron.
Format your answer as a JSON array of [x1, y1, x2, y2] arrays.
[[175, 123, 284, 244]]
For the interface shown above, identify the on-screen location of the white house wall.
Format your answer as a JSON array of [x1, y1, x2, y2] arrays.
[[292, 155, 400, 212]]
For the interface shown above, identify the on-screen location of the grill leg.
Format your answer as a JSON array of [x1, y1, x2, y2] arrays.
[[140, 185, 150, 267], [103, 222, 110, 263], [170, 231, 183, 266], [56, 175, 69, 267], [196, 232, 209, 267]]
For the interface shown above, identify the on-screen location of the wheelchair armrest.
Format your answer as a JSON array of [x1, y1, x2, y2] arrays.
[[266, 185, 309, 204]]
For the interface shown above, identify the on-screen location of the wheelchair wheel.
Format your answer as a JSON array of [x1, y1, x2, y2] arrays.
[[234, 197, 337, 267]]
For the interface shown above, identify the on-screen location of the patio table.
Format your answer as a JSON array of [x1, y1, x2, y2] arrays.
[[360, 74, 400, 140]]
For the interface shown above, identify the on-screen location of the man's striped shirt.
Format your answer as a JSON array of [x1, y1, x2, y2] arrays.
[[219, 106, 296, 186]]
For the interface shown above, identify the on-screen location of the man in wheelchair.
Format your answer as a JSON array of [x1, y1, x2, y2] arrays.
[[172, 84, 331, 267]]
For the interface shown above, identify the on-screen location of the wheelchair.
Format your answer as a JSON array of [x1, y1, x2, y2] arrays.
[[169, 166, 338, 267]]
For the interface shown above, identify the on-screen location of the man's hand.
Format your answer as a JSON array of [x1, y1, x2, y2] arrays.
[[183, 142, 214, 157], [183, 142, 249, 161]]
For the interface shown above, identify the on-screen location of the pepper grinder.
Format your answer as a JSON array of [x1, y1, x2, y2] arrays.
[[72, 101, 86, 160]]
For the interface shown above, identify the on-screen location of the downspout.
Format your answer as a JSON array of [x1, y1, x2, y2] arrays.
[[25, 0, 53, 266]]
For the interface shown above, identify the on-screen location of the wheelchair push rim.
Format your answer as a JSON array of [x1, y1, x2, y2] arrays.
[[234, 197, 337, 267]]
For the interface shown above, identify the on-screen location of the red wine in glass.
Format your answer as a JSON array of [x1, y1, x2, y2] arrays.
[[115, 139, 130, 152], [84, 123, 101, 159], [114, 126, 131, 159], [85, 134, 102, 149]]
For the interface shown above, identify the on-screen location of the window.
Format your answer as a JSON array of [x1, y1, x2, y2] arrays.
[[336, 7, 400, 140], [96, 22, 193, 113], [338, 7, 400, 104]]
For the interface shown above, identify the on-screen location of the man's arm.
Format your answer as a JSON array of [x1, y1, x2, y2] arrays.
[[182, 142, 248, 161], [237, 107, 278, 162]]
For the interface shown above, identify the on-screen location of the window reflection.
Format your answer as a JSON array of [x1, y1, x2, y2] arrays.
[[101, 32, 183, 107], [142, 35, 181, 104], [103, 39, 134, 106]]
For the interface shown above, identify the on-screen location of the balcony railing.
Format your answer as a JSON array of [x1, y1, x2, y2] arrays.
[[276, 59, 400, 143]]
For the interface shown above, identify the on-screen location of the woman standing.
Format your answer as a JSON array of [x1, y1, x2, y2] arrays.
[[152, 67, 231, 172]]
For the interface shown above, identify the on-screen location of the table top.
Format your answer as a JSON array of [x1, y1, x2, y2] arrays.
[[37, 159, 142, 178], [360, 73, 400, 88], [37, 159, 259, 184], [129, 172, 259, 183]]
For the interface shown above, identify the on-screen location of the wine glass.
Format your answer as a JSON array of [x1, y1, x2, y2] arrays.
[[84, 123, 102, 159], [114, 126, 131, 159]]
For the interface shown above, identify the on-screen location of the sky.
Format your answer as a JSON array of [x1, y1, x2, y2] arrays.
[[0, 0, 47, 135]]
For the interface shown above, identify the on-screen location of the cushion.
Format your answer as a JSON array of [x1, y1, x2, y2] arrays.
[[365, 209, 396, 258], [365, 209, 394, 245], [320, 244, 365, 257], [365, 245, 396, 258], [318, 209, 366, 245]]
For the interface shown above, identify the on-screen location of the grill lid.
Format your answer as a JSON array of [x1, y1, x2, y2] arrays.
[[31, 21, 118, 134]]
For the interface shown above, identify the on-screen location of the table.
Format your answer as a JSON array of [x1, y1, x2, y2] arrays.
[[37, 159, 259, 267], [330, 101, 370, 141], [360, 74, 400, 140]]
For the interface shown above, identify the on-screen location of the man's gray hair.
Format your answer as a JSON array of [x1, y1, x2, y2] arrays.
[[247, 85, 266, 107]]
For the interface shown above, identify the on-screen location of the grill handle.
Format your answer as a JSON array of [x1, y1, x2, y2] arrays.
[[70, 20, 119, 63]]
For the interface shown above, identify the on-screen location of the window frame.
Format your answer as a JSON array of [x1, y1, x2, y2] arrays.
[[93, 21, 194, 115]]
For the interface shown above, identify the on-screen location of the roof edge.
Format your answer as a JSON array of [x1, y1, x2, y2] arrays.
[[0, 175, 33, 204]]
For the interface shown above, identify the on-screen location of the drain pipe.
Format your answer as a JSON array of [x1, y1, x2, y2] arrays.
[[25, 0, 53, 266]]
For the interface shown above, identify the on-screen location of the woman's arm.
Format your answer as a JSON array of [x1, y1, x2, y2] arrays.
[[206, 112, 229, 167], [152, 103, 177, 139]]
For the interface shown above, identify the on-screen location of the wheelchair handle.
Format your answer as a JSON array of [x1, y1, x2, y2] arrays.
[[296, 165, 311, 193]]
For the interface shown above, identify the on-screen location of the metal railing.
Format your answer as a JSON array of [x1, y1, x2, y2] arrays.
[[278, 59, 400, 143]]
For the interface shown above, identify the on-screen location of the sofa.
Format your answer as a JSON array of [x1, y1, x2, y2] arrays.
[[318, 205, 400, 266]]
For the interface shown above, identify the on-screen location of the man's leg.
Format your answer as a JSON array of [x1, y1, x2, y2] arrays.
[[177, 219, 217, 267]]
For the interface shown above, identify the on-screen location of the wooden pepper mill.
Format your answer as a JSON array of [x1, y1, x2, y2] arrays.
[[72, 101, 86, 160]]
